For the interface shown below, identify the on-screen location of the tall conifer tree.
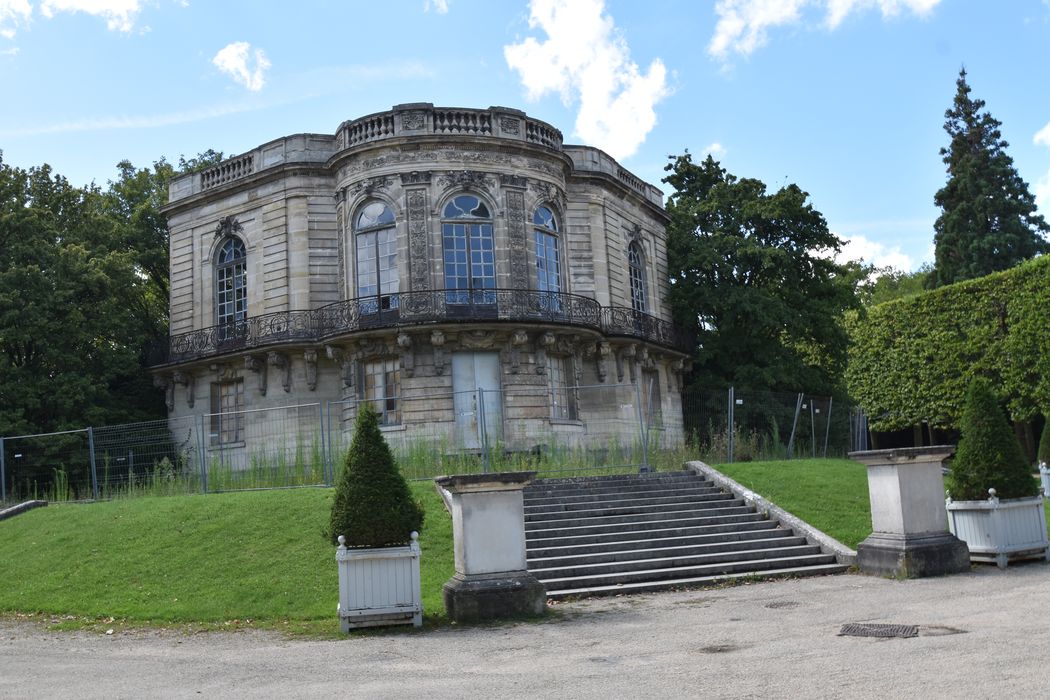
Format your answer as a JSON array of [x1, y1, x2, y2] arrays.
[[931, 69, 1048, 287]]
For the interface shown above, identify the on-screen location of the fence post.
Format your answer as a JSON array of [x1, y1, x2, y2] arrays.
[[197, 414, 208, 494], [636, 380, 651, 473], [478, 389, 490, 474], [1, 437, 6, 503], [787, 393, 803, 460], [87, 427, 99, 500], [822, 397, 833, 458], [727, 387, 735, 464], [810, 401, 817, 458], [318, 402, 329, 486]]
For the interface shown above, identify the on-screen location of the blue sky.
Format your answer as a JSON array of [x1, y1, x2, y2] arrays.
[[2, 0, 1050, 272]]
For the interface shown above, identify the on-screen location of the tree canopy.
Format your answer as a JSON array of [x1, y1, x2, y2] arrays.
[[930, 68, 1048, 287], [664, 153, 860, 398]]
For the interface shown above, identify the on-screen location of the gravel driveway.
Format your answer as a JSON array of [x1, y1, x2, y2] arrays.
[[2, 563, 1047, 699]]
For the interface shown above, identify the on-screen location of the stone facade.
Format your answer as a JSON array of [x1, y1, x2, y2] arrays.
[[152, 104, 690, 462]]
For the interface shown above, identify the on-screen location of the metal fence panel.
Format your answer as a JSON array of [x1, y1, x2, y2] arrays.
[[1, 428, 92, 502]]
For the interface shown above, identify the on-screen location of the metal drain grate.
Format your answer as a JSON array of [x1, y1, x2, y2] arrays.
[[838, 623, 919, 638]]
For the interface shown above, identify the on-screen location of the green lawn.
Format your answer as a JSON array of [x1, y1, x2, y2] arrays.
[[0, 482, 453, 635], [712, 458, 874, 549]]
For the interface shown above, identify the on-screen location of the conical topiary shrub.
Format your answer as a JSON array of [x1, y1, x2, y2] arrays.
[[948, 377, 1038, 501], [328, 403, 424, 547], [1037, 418, 1050, 467]]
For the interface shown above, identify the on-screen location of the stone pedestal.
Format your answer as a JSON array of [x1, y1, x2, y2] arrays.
[[434, 472, 546, 622], [849, 446, 969, 578]]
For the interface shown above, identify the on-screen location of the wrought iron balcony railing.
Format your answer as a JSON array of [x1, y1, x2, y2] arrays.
[[149, 288, 692, 366]]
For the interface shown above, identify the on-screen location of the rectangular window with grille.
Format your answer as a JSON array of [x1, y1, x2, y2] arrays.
[[209, 379, 245, 446], [361, 358, 401, 425], [549, 356, 578, 421]]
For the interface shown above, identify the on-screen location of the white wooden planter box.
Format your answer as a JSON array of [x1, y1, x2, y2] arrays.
[[336, 532, 422, 631], [946, 491, 1049, 569]]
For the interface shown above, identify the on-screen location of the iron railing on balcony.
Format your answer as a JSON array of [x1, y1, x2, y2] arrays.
[[149, 288, 692, 366]]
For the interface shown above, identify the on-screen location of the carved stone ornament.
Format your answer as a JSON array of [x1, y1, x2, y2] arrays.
[[209, 362, 237, 382], [596, 342, 611, 383], [529, 180, 566, 211], [245, 355, 268, 396], [438, 170, 493, 192], [507, 330, 529, 374], [304, 350, 318, 391], [535, 332, 557, 376], [348, 176, 391, 198], [172, 371, 195, 408], [401, 110, 426, 130], [397, 333, 415, 378], [672, 358, 685, 392], [154, 374, 175, 411], [400, 171, 432, 186], [267, 352, 291, 393], [431, 330, 448, 376], [628, 223, 644, 244], [500, 173, 527, 189], [499, 116, 521, 135], [407, 189, 430, 292], [505, 189, 528, 290], [327, 345, 355, 389], [213, 215, 242, 240], [459, 329, 496, 350]]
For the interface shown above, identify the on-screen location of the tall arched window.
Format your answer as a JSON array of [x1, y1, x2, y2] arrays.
[[628, 241, 648, 314], [533, 205, 561, 313], [216, 237, 247, 330], [442, 195, 494, 307], [354, 200, 398, 313]]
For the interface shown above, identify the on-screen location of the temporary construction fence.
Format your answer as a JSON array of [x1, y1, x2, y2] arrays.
[[1, 383, 859, 504]]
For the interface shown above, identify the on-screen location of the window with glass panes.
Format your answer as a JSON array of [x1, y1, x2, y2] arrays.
[[533, 206, 562, 312], [549, 356, 578, 421], [209, 379, 244, 445], [361, 358, 401, 425], [442, 195, 494, 305], [216, 238, 247, 327], [628, 242, 648, 314], [354, 201, 398, 311]]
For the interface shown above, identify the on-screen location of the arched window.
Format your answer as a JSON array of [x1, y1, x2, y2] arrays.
[[628, 241, 648, 314], [533, 206, 562, 313], [442, 195, 494, 307], [216, 237, 247, 330], [354, 200, 398, 312]]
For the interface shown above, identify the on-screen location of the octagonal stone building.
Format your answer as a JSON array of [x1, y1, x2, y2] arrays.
[[150, 104, 690, 471]]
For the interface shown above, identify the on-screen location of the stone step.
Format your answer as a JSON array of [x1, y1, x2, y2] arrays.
[[525, 477, 708, 500], [525, 495, 743, 523], [524, 490, 731, 515], [530, 471, 697, 489], [536, 552, 841, 591], [531, 544, 824, 580], [528, 533, 807, 569], [526, 523, 791, 559], [524, 502, 750, 531], [524, 485, 724, 507], [543, 563, 850, 600], [525, 519, 779, 550]]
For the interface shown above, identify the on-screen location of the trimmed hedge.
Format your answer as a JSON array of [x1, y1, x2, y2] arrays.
[[847, 256, 1050, 431], [327, 403, 424, 548]]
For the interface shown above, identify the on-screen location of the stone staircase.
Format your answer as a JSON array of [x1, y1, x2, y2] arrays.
[[524, 470, 848, 599]]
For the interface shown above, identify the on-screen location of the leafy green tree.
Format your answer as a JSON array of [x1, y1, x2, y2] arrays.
[[931, 69, 1048, 288], [859, 264, 932, 306], [1037, 419, 1050, 466], [664, 153, 860, 396], [0, 156, 163, 437], [948, 378, 1037, 501], [327, 404, 424, 548]]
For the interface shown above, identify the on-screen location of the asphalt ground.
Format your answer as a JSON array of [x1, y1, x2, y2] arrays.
[[2, 562, 1047, 699]]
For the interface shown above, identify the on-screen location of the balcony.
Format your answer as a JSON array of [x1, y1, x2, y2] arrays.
[[149, 288, 693, 366]]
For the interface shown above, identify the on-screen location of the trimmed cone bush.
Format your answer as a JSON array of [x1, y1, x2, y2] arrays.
[[948, 378, 1038, 501], [1038, 418, 1050, 466], [327, 403, 424, 547]]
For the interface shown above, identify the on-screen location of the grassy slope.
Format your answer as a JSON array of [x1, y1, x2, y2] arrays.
[[0, 482, 453, 632], [713, 458, 874, 549]]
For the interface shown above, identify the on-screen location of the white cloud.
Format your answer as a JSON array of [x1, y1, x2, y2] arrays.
[[212, 41, 270, 92], [0, 0, 32, 39], [504, 0, 669, 161], [709, 0, 942, 62], [39, 0, 141, 32], [1034, 121, 1050, 147], [1034, 123, 1050, 215], [423, 0, 448, 13], [836, 233, 914, 270], [1, 45, 17, 54], [704, 142, 727, 159]]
